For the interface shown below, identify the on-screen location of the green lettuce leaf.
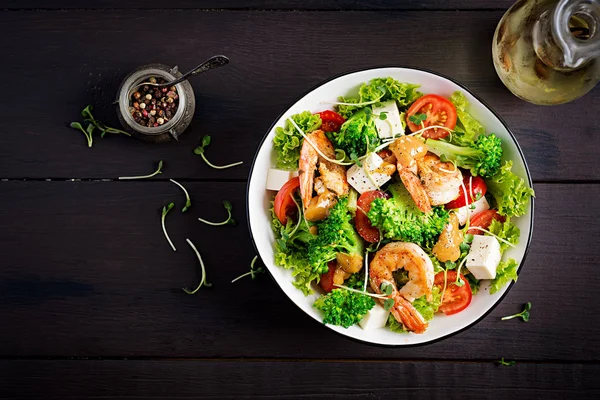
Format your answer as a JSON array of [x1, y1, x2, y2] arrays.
[[336, 77, 422, 118], [412, 285, 442, 321], [490, 258, 519, 294], [273, 111, 322, 170], [487, 161, 535, 217], [271, 203, 318, 295], [487, 217, 520, 253], [386, 314, 407, 333], [450, 91, 485, 146]]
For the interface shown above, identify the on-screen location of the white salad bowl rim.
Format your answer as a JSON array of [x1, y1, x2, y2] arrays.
[[246, 66, 534, 346]]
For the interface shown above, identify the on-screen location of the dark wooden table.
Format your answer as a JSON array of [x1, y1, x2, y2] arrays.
[[1, 1, 599, 399]]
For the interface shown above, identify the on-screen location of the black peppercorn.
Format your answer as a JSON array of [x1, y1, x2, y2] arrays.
[[129, 76, 179, 128]]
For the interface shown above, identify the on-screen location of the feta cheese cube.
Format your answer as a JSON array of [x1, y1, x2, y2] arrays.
[[359, 304, 390, 330], [466, 235, 502, 280], [266, 169, 298, 191], [456, 196, 490, 225], [346, 153, 392, 194], [372, 100, 404, 139]]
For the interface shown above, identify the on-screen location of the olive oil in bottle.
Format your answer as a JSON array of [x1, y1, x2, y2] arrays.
[[492, 0, 600, 105]]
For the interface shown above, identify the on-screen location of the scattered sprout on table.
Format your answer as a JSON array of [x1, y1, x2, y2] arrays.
[[193, 135, 243, 170], [198, 200, 235, 226], [231, 255, 265, 283], [161, 202, 176, 252], [501, 302, 531, 322], [169, 179, 192, 212], [182, 238, 212, 294], [498, 358, 516, 366], [70, 105, 131, 147], [119, 160, 163, 180]]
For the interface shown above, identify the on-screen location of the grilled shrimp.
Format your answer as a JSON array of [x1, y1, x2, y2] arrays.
[[389, 136, 431, 213], [370, 242, 435, 334], [299, 130, 349, 212], [416, 153, 463, 206], [389, 136, 463, 212]]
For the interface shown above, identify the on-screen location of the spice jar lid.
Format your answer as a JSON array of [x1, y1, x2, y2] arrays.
[[116, 63, 195, 143]]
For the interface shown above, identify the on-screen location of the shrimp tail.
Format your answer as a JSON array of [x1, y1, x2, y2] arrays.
[[391, 295, 428, 334], [399, 167, 432, 213]]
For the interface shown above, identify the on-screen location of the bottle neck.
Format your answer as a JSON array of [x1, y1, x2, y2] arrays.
[[534, 0, 600, 70]]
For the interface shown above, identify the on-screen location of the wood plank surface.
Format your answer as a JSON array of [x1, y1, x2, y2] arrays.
[[1, 10, 598, 181], [1, 360, 598, 400], [1, 181, 598, 360], [0, 1, 515, 10]]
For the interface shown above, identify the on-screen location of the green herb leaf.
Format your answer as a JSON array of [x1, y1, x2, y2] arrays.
[[409, 113, 427, 125], [198, 200, 235, 227], [231, 255, 265, 283], [350, 152, 363, 168], [501, 302, 531, 322], [383, 298, 395, 311], [379, 111, 388, 121], [498, 358, 516, 366], [119, 160, 164, 180], [380, 281, 393, 296], [202, 135, 211, 147]]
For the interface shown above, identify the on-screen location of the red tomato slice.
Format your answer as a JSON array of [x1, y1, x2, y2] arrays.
[[406, 94, 457, 139], [319, 261, 337, 293], [445, 174, 487, 209], [434, 271, 472, 315], [317, 110, 346, 132], [355, 190, 390, 243], [273, 177, 300, 225], [467, 210, 506, 235]]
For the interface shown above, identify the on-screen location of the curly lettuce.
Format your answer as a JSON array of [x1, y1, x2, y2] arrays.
[[450, 91, 486, 146], [487, 217, 520, 253], [490, 258, 519, 294], [487, 161, 535, 217], [273, 111, 322, 170], [271, 205, 318, 295], [336, 77, 422, 118]]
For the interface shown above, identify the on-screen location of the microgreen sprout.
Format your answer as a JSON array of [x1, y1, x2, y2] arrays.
[[409, 113, 427, 125], [182, 238, 212, 294], [333, 284, 389, 299], [379, 281, 395, 311], [70, 105, 131, 147], [198, 200, 235, 226], [379, 111, 388, 120], [193, 135, 244, 169], [498, 358, 516, 366], [119, 160, 163, 180], [169, 179, 191, 212], [161, 202, 176, 252], [501, 302, 531, 322], [231, 255, 265, 283]]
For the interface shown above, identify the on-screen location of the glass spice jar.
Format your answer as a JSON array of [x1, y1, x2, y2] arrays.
[[116, 63, 195, 143]]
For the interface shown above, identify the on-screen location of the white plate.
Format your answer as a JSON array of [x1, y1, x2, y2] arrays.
[[247, 67, 534, 346]]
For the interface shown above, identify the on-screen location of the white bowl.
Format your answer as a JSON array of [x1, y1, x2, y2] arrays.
[[247, 67, 534, 346]]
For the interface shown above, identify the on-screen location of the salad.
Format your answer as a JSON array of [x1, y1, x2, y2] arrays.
[[267, 77, 534, 334]]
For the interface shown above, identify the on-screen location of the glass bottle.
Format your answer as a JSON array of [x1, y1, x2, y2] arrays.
[[492, 0, 600, 105]]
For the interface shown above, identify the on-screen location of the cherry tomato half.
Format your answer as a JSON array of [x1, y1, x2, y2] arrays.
[[406, 94, 457, 139], [273, 177, 300, 225], [317, 110, 346, 132], [355, 190, 390, 243], [467, 210, 506, 235], [434, 271, 472, 315], [319, 261, 337, 293], [445, 174, 487, 209]]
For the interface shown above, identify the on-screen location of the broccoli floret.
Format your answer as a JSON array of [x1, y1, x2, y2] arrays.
[[367, 183, 449, 249], [307, 197, 364, 274], [330, 110, 380, 160], [425, 133, 503, 178], [313, 288, 375, 328]]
